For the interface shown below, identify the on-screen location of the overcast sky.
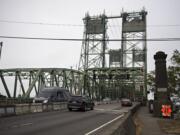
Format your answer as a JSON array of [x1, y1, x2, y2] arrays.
[[0, 0, 180, 71]]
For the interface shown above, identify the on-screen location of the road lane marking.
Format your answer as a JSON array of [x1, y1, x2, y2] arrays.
[[85, 114, 124, 135], [21, 122, 33, 127], [95, 108, 122, 111], [12, 122, 33, 128], [94, 108, 126, 114]]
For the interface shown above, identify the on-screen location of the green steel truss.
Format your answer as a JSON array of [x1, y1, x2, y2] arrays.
[[0, 68, 83, 98], [84, 67, 144, 100], [0, 10, 147, 101], [80, 10, 147, 100]]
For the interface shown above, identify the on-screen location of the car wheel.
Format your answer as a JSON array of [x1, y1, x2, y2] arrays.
[[91, 106, 94, 110], [82, 103, 87, 112], [68, 108, 72, 111]]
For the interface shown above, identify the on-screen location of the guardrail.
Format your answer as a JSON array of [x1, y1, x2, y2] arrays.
[[0, 100, 121, 117], [0, 98, 33, 105], [0, 102, 67, 117], [92, 103, 140, 135]]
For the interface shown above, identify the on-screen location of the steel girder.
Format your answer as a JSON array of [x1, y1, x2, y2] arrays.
[[121, 10, 147, 98], [84, 67, 144, 100], [78, 13, 108, 70], [0, 68, 83, 98]]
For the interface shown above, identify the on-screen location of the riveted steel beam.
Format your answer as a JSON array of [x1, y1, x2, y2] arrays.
[[0, 72, 11, 98], [0, 68, 83, 99], [24, 69, 41, 98]]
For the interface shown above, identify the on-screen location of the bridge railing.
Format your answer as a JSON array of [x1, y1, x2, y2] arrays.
[[0, 98, 33, 105], [0, 102, 67, 117]]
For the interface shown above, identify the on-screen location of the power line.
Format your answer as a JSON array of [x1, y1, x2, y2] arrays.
[[0, 19, 180, 28], [1, 35, 180, 42], [0, 20, 83, 27]]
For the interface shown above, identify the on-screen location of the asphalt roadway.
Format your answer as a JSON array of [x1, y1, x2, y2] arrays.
[[0, 103, 130, 135]]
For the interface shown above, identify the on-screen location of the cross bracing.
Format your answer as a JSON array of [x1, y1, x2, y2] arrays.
[[84, 67, 145, 100], [79, 9, 147, 100], [0, 68, 83, 98]]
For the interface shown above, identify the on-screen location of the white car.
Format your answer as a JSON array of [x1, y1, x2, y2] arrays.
[[103, 97, 111, 104]]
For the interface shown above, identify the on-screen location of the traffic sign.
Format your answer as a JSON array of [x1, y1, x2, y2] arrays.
[[161, 105, 172, 117]]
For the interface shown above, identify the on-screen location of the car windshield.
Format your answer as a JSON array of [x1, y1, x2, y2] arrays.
[[37, 91, 53, 98]]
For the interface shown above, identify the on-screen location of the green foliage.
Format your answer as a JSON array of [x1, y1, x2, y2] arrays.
[[171, 49, 180, 66], [147, 70, 155, 86], [168, 49, 180, 93]]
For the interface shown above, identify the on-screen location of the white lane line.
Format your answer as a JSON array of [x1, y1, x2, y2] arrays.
[[21, 122, 33, 127], [12, 122, 33, 128], [95, 108, 121, 111], [84, 114, 124, 135]]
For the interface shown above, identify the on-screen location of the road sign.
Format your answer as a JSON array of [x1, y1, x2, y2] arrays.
[[161, 105, 172, 117]]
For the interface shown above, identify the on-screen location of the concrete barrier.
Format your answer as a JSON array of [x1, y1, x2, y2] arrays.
[[91, 103, 140, 135], [16, 104, 31, 115], [0, 102, 67, 117], [112, 113, 136, 135], [0, 105, 16, 117], [30, 103, 43, 113]]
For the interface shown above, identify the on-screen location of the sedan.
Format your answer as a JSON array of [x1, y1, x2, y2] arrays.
[[67, 96, 94, 111], [121, 98, 132, 106]]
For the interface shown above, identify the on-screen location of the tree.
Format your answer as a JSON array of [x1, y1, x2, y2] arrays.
[[170, 49, 180, 66], [147, 70, 155, 87], [168, 49, 180, 93]]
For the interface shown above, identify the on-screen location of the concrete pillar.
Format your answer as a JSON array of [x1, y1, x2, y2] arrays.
[[153, 51, 172, 117]]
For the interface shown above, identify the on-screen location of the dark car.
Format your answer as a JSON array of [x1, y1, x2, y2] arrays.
[[121, 98, 132, 106], [67, 95, 94, 111], [33, 87, 71, 103]]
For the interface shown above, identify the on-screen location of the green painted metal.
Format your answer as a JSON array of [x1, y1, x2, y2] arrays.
[[79, 13, 108, 70], [0, 71, 11, 98], [13, 73, 18, 98], [0, 10, 147, 101], [24, 69, 42, 98], [83, 67, 144, 100], [0, 68, 83, 98], [121, 10, 147, 99], [79, 10, 147, 100]]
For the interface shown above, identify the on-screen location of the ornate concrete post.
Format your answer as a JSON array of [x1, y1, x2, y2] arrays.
[[153, 51, 172, 117]]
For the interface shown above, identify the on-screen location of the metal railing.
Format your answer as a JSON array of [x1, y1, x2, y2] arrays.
[[0, 98, 33, 105]]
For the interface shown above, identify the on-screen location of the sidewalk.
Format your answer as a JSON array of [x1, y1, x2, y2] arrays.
[[134, 106, 176, 135]]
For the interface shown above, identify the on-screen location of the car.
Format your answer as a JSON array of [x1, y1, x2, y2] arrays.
[[67, 95, 94, 111], [121, 98, 132, 106], [33, 87, 71, 103], [103, 97, 111, 104]]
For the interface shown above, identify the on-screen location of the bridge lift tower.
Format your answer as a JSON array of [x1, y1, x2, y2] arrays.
[[78, 13, 108, 70], [121, 10, 147, 98], [79, 9, 147, 100]]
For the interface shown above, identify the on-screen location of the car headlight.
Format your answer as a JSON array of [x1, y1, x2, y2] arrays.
[[43, 99, 48, 103], [33, 99, 35, 103]]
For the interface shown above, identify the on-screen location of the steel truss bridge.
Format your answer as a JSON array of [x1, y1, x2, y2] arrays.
[[0, 9, 147, 100], [84, 67, 145, 100], [0, 68, 83, 98], [79, 9, 147, 100]]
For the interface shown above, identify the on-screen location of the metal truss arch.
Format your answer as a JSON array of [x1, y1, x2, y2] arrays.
[[0, 68, 83, 98]]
